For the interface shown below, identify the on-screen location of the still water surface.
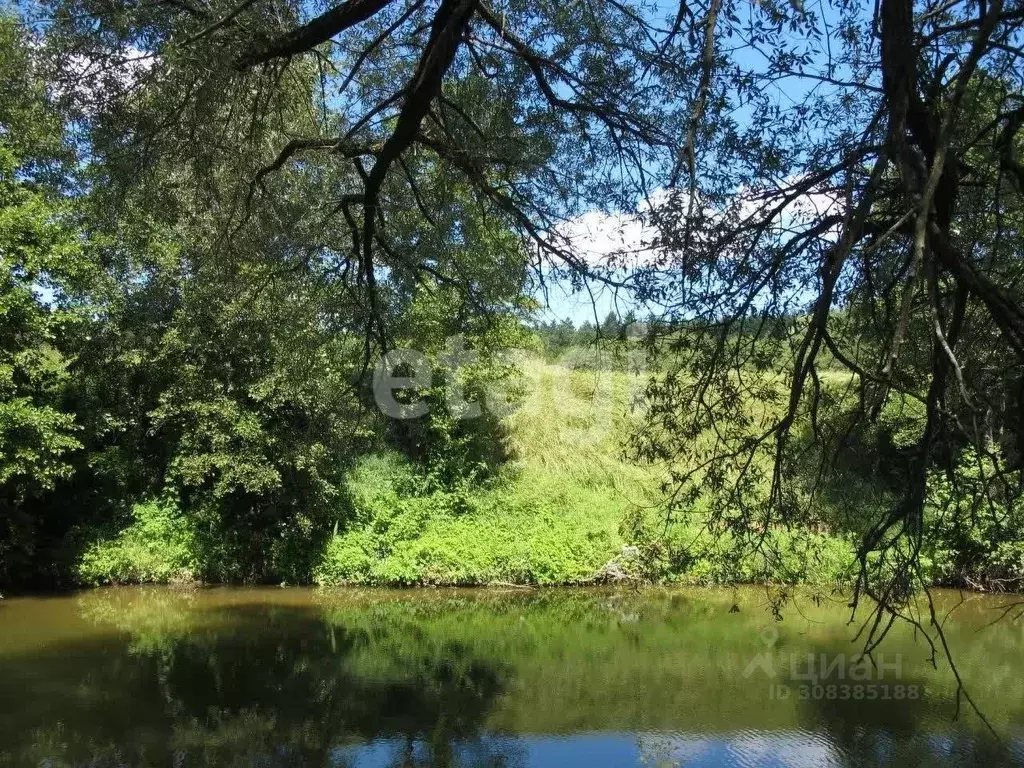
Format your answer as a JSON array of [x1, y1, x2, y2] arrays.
[[1, 586, 1022, 766]]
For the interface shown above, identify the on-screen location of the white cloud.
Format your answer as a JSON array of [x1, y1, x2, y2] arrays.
[[734, 179, 845, 239], [557, 180, 844, 272], [557, 207, 660, 268], [555, 189, 676, 269]]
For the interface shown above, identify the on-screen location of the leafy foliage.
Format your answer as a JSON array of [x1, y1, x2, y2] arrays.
[[77, 499, 198, 585], [0, 16, 92, 583], [924, 447, 1024, 589]]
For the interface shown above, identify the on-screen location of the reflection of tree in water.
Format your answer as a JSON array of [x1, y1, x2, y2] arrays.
[[7, 588, 1021, 766], [0, 601, 517, 767], [796, 643, 1012, 767]]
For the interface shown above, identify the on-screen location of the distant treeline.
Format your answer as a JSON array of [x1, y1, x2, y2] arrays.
[[531, 312, 647, 358]]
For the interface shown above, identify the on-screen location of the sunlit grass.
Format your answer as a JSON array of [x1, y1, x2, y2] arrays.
[[75, 354, 864, 587]]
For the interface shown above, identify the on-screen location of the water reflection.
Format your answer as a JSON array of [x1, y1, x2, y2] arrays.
[[0, 587, 1021, 766]]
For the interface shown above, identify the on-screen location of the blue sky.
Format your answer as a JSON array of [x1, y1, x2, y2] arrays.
[[531, 0, 865, 328]]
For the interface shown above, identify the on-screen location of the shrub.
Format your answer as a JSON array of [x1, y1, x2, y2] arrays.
[[923, 447, 1024, 589], [77, 500, 198, 585], [314, 451, 626, 586]]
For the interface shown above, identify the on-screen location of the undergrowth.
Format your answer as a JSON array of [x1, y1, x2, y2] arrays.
[[76, 356, 1023, 589]]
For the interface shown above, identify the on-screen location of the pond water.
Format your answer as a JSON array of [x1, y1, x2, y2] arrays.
[[1, 586, 1022, 766]]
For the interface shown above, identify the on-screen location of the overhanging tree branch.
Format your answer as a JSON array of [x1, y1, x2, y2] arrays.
[[235, 0, 398, 69]]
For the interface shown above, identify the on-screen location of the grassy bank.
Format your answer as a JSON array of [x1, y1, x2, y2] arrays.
[[314, 358, 653, 586], [79, 352, 1024, 590], [77, 357, 861, 587]]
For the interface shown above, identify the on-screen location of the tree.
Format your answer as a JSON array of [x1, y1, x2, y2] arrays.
[[600, 311, 621, 340], [34, 0, 680, 360], [0, 15, 97, 583], [625, 0, 1024, 711]]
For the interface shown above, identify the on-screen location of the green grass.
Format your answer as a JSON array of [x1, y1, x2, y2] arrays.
[[73, 356, 861, 587], [315, 358, 653, 585], [314, 358, 856, 587]]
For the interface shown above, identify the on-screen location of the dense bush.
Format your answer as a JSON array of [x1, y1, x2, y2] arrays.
[[923, 447, 1024, 590], [647, 523, 855, 587], [77, 500, 198, 585], [315, 452, 625, 586]]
